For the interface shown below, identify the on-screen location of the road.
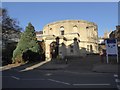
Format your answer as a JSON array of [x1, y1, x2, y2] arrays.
[[1, 56, 119, 89], [2, 68, 118, 89]]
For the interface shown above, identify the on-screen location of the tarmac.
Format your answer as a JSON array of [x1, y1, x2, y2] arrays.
[[34, 59, 69, 70]]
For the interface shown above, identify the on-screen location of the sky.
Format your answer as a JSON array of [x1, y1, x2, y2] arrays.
[[2, 2, 118, 37]]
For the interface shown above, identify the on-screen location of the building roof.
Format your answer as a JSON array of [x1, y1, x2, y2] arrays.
[[36, 31, 43, 34], [43, 20, 97, 28]]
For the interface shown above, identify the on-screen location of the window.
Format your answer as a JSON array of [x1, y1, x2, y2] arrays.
[[86, 27, 89, 29], [60, 26, 64, 35], [90, 45, 93, 52], [61, 31, 64, 35], [50, 28, 52, 30], [73, 25, 78, 32], [95, 46, 98, 51], [87, 45, 89, 51], [60, 26, 64, 31]]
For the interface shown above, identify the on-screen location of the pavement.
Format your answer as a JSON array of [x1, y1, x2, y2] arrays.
[[1, 55, 119, 73], [92, 63, 118, 73], [35, 55, 118, 73]]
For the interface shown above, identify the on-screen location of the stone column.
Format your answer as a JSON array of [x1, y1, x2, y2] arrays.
[[45, 43, 51, 61]]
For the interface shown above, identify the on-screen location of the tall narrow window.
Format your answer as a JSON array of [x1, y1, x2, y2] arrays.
[[87, 45, 89, 51], [90, 45, 93, 52], [61, 31, 64, 35], [73, 25, 78, 32], [60, 26, 64, 35]]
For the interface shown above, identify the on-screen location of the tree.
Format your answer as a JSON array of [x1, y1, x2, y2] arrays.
[[1, 8, 22, 45], [1, 8, 22, 65], [12, 23, 42, 63]]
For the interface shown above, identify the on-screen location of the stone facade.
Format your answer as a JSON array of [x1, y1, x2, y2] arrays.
[[109, 25, 120, 45], [36, 31, 43, 41], [40, 20, 98, 61]]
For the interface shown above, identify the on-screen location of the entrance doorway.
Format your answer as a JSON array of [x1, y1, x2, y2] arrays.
[[50, 41, 59, 59]]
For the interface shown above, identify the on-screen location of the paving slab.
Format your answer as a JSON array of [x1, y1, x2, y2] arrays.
[[92, 63, 118, 73]]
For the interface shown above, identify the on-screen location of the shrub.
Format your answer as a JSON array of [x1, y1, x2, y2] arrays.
[[12, 23, 42, 63]]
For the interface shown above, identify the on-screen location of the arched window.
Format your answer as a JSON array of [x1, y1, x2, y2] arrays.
[[50, 28, 52, 30], [60, 26, 64, 31], [60, 26, 64, 35], [73, 25, 78, 32]]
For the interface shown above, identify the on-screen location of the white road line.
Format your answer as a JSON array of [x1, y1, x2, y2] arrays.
[[45, 73, 52, 76], [64, 71, 105, 75], [73, 83, 111, 86], [21, 78, 45, 80], [48, 79, 71, 85], [11, 76, 20, 80], [115, 79, 120, 83], [117, 85, 120, 90], [114, 74, 118, 78]]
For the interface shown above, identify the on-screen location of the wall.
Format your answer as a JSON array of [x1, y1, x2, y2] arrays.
[[42, 20, 98, 60]]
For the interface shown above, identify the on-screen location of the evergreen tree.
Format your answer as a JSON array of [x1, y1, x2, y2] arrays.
[[12, 23, 42, 63]]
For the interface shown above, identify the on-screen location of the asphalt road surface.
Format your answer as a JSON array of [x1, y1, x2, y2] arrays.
[[2, 68, 118, 89]]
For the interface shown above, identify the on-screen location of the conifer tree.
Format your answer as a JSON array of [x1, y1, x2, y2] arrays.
[[12, 23, 42, 63]]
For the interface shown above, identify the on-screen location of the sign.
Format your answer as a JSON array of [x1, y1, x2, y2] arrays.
[[105, 39, 118, 55], [105, 39, 118, 63]]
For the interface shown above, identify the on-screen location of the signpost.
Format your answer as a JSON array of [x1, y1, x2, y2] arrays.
[[105, 39, 118, 63]]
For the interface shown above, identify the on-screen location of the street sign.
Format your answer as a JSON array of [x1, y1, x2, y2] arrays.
[[106, 39, 118, 55], [105, 39, 118, 63]]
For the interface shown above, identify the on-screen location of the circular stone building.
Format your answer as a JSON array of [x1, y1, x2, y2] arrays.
[[42, 20, 98, 61]]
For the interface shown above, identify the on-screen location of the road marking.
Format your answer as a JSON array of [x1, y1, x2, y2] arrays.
[[45, 73, 52, 76], [115, 79, 120, 83], [48, 79, 71, 85], [64, 71, 105, 75], [73, 83, 111, 86], [21, 78, 45, 80], [114, 74, 120, 90], [117, 85, 120, 90], [11, 76, 20, 80], [114, 74, 118, 78]]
